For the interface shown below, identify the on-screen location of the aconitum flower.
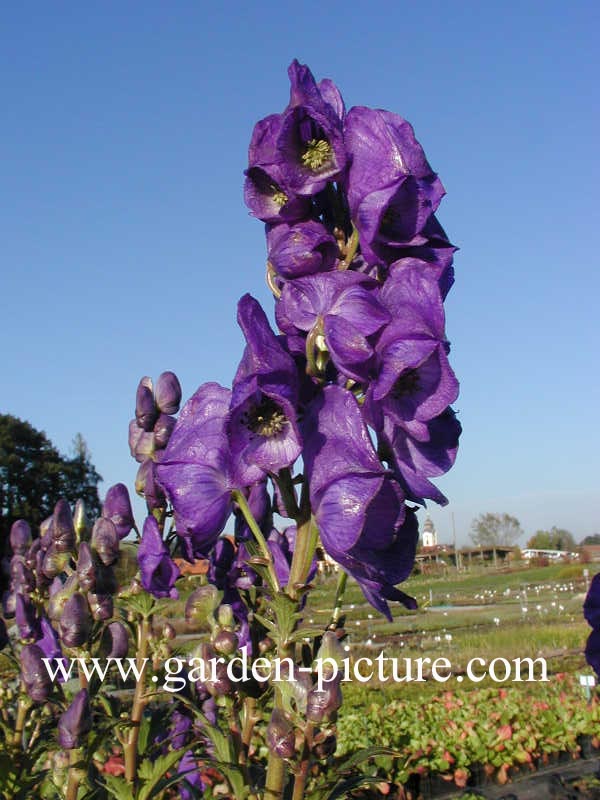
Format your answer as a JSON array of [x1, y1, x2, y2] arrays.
[[102, 483, 135, 540], [130, 372, 181, 462], [20, 644, 52, 702], [379, 409, 461, 506], [277, 60, 346, 196], [10, 520, 32, 555], [58, 689, 92, 749], [267, 220, 339, 279], [303, 385, 417, 618], [138, 516, 179, 599], [15, 592, 40, 641], [365, 266, 458, 427], [178, 750, 204, 800], [102, 621, 129, 659], [344, 106, 444, 265], [266, 709, 295, 759], [52, 500, 76, 554], [91, 518, 120, 567], [156, 383, 238, 556], [76, 543, 96, 592], [228, 294, 302, 482], [135, 459, 167, 511], [276, 271, 390, 382], [59, 593, 92, 648]]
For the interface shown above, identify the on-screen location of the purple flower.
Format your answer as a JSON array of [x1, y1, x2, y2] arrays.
[[155, 371, 182, 415], [58, 689, 92, 749], [102, 621, 129, 659], [76, 542, 96, 592], [135, 459, 167, 511], [36, 616, 65, 662], [266, 708, 295, 758], [10, 520, 32, 555], [379, 409, 461, 506], [59, 593, 92, 648], [156, 383, 237, 557], [178, 750, 204, 800], [276, 271, 390, 382], [102, 483, 135, 540], [138, 516, 179, 599], [20, 644, 52, 702], [228, 295, 302, 481], [91, 518, 120, 567], [344, 106, 444, 264], [585, 575, 600, 677], [15, 592, 40, 641], [303, 385, 417, 618], [244, 115, 311, 223], [267, 220, 339, 279], [365, 266, 459, 426], [277, 60, 346, 196], [52, 500, 76, 553]]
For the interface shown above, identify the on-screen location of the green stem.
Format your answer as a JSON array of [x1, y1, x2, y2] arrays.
[[286, 482, 317, 601], [65, 748, 81, 800], [124, 616, 150, 783], [340, 225, 359, 268], [12, 694, 28, 749], [291, 723, 314, 800], [232, 490, 280, 593], [328, 571, 348, 630]]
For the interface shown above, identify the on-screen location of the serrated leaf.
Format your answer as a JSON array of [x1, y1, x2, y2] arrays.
[[102, 775, 135, 800], [137, 747, 189, 800]]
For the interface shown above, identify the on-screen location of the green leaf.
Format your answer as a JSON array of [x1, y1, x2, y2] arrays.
[[137, 747, 189, 800], [102, 775, 135, 800]]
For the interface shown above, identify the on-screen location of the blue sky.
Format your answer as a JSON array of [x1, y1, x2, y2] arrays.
[[2, 1, 599, 545]]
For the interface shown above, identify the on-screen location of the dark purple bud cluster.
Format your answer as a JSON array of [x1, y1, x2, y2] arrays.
[[129, 372, 181, 513]]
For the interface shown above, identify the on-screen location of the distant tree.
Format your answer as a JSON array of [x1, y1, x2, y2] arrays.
[[470, 512, 523, 547], [581, 534, 600, 546], [526, 527, 576, 551], [0, 414, 102, 550]]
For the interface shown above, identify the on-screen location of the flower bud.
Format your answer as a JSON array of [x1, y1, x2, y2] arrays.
[[42, 546, 70, 580], [101, 621, 129, 659], [59, 593, 92, 648], [217, 604, 234, 628], [2, 590, 17, 618], [76, 543, 96, 592], [11, 557, 36, 593], [24, 538, 42, 570], [10, 520, 32, 555], [48, 575, 78, 621], [15, 592, 39, 641], [153, 413, 176, 450], [37, 616, 63, 661], [306, 674, 342, 724], [213, 629, 238, 656], [315, 630, 344, 669], [185, 585, 220, 627], [58, 689, 92, 749], [102, 483, 135, 540], [135, 377, 157, 432], [266, 709, 295, 759], [21, 644, 52, 702], [87, 592, 113, 621], [73, 499, 89, 541], [39, 515, 54, 547], [91, 518, 120, 566], [162, 623, 176, 641], [135, 459, 167, 510], [52, 500, 76, 553], [155, 371, 182, 415]]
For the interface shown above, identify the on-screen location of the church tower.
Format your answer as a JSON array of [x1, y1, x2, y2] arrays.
[[422, 516, 438, 548]]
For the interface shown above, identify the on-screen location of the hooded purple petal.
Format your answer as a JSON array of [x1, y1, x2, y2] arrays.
[[156, 383, 235, 554], [267, 220, 339, 279], [155, 371, 182, 415], [58, 689, 92, 749], [138, 516, 179, 599], [102, 483, 135, 540]]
